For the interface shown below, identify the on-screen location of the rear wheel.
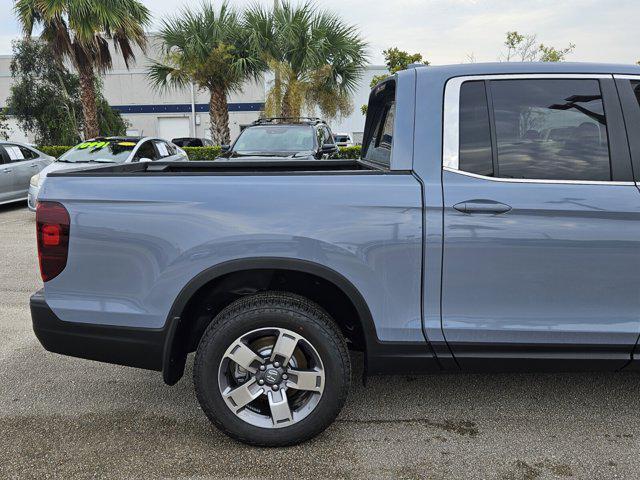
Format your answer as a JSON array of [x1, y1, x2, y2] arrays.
[[193, 292, 351, 446]]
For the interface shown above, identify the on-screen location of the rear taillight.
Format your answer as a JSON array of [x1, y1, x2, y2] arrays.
[[36, 201, 70, 282]]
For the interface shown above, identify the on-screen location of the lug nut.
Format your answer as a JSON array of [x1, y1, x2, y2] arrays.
[[258, 379, 265, 385], [272, 384, 279, 391], [281, 374, 288, 380], [259, 365, 266, 371], [274, 362, 280, 368]]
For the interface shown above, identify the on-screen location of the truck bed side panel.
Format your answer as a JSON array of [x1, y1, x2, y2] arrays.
[[39, 173, 424, 343]]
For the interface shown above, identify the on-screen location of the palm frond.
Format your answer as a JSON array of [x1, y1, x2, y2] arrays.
[[244, 0, 368, 118], [14, 0, 151, 72], [147, 58, 190, 91]]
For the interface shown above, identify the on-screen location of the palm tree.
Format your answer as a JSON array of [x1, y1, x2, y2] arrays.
[[148, 2, 264, 145], [14, 0, 150, 139], [245, 1, 368, 119]]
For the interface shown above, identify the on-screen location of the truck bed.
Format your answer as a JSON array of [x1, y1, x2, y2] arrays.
[[48, 159, 388, 177]]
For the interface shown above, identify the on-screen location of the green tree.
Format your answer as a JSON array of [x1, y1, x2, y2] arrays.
[[362, 47, 428, 114], [502, 31, 575, 62], [14, 0, 150, 139], [8, 39, 126, 145], [370, 47, 428, 88], [95, 78, 130, 137], [245, 1, 368, 120], [148, 2, 264, 144], [0, 109, 9, 141]]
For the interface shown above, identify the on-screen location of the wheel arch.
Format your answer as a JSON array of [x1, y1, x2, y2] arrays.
[[161, 257, 378, 385]]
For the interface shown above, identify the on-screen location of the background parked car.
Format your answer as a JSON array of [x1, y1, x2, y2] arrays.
[[172, 137, 215, 147], [216, 118, 338, 161], [333, 133, 353, 147], [28, 136, 187, 211], [0, 141, 54, 206]]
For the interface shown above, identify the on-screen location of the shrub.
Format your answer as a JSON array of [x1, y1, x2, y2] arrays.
[[38, 145, 72, 158], [182, 146, 222, 161], [35, 145, 362, 161], [332, 145, 361, 159]]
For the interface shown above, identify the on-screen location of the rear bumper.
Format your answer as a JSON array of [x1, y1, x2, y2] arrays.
[[30, 290, 164, 371]]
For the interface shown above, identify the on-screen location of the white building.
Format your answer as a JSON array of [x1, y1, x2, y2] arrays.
[[0, 35, 385, 144]]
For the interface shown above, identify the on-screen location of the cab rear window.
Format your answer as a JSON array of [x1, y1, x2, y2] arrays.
[[362, 80, 395, 168]]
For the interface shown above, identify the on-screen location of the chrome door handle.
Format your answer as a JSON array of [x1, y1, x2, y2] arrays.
[[454, 200, 512, 214], [30, 164, 39, 168]]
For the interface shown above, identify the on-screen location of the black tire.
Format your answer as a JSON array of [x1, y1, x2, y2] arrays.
[[193, 291, 351, 447]]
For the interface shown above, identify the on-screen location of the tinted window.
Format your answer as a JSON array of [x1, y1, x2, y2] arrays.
[[172, 138, 203, 147], [134, 141, 158, 161], [490, 79, 611, 181], [459, 81, 493, 176], [630, 80, 640, 107], [363, 80, 395, 167], [19, 146, 38, 160]]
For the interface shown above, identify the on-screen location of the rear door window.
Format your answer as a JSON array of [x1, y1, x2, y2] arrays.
[[457, 78, 612, 181], [491, 79, 610, 181], [4, 144, 29, 163]]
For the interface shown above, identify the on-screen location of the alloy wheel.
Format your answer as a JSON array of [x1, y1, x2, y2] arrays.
[[217, 327, 325, 428]]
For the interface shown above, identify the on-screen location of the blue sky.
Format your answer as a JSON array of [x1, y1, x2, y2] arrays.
[[2, 0, 638, 65]]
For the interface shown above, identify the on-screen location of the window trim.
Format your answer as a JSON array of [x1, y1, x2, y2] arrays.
[[613, 74, 640, 183], [442, 73, 633, 185]]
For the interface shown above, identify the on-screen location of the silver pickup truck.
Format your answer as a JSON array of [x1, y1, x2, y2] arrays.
[[31, 62, 640, 446]]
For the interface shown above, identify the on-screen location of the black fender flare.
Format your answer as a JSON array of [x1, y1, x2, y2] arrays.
[[161, 257, 379, 384]]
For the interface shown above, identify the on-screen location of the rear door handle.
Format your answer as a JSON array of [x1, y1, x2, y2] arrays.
[[453, 200, 512, 214]]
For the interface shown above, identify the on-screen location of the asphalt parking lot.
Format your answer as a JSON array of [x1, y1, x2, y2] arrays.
[[1, 202, 640, 479]]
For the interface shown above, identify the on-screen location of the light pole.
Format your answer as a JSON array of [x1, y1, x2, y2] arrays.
[[190, 79, 197, 137]]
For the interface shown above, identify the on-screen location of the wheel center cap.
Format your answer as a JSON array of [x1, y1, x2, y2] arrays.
[[264, 368, 281, 384]]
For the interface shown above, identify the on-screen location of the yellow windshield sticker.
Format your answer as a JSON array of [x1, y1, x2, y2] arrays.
[[117, 142, 136, 146], [76, 141, 109, 150]]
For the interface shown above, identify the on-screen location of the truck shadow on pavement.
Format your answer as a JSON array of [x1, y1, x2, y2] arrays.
[[2, 344, 640, 479]]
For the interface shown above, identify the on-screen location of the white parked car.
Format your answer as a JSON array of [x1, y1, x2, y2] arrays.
[[29, 136, 188, 211], [0, 141, 54, 206], [332, 133, 353, 147]]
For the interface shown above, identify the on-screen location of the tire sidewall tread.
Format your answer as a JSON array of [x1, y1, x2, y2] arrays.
[[193, 291, 351, 447]]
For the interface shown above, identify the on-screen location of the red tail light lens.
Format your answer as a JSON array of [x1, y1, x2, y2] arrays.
[[36, 201, 70, 282]]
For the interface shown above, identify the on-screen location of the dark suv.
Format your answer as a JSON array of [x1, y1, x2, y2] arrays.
[[217, 118, 339, 160]]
